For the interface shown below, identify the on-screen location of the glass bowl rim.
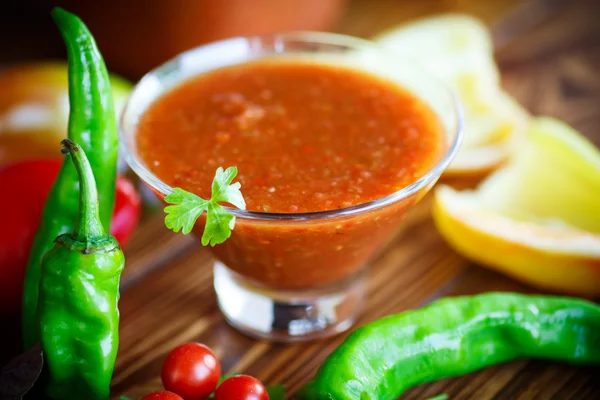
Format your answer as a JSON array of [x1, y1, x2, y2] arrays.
[[119, 31, 464, 221]]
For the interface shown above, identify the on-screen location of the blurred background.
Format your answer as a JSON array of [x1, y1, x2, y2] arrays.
[[0, 0, 527, 79], [0, 0, 557, 168], [3, 0, 599, 225]]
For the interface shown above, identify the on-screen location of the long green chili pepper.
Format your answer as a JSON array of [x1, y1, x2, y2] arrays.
[[297, 293, 600, 400], [38, 139, 124, 400], [22, 7, 118, 349]]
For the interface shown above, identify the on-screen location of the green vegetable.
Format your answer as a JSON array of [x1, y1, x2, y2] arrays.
[[37, 139, 124, 400], [207, 372, 241, 399], [266, 384, 286, 400], [296, 293, 600, 400], [164, 166, 246, 245], [218, 371, 240, 385], [425, 395, 448, 400], [22, 6, 119, 349]]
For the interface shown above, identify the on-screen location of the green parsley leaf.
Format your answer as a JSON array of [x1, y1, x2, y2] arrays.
[[425, 394, 449, 400], [164, 189, 209, 235], [203, 202, 235, 246], [212, 166, 246, 209], [164, 166, 246, 245], [266, 384, 285, 400], [218, 371, 240, 385]]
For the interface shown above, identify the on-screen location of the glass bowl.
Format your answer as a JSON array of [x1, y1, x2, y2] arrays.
[[120, 32, 463, 342]]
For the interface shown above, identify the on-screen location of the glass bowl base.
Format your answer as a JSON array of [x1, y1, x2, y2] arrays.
[[214, 261, 365, 342]]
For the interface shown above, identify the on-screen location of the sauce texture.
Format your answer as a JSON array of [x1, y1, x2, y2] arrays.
[[137, 59, 445, 288], [138, 60, 443, 213]]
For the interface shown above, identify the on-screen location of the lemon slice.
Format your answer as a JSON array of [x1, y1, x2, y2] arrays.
[[449, 79, 529, 174], [375, 14, 499, 85], [0, 63, 131, 164], [433, 118, 600, 296], [374, 14, 529, 176]]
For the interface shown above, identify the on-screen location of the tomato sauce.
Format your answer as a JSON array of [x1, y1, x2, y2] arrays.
[[137, 59, 445, 288]]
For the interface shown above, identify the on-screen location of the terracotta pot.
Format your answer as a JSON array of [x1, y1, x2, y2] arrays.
[[63, 0, 347, 78]]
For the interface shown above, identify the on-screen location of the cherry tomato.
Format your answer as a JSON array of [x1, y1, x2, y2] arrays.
[[111, 174, 142, 246], [141, 391, 184, 400], [161, 343, 221, 400], [214, 375, 269, 400]]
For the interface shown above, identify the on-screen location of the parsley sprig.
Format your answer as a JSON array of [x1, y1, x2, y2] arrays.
[[164, 167, 246, 246]]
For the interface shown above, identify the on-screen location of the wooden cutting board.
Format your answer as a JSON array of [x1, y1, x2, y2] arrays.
[[113, 0, 600, 398]]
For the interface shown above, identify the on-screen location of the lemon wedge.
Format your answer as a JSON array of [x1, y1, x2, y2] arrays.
[[433, 117, 600, 296], [0, 63, 131, 165], [375, 14, 499, 84], [374, 14, 529, 176]]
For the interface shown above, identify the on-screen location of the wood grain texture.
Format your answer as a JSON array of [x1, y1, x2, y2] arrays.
[[112, 0, 600, 399]]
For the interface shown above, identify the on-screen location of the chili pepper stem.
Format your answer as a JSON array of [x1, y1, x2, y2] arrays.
[[61, 139, 105, 241]]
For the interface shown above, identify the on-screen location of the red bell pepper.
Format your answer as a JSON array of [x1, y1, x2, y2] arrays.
[[0, 158, 141, 312]]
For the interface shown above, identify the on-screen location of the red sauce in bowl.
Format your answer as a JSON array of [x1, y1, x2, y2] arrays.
[[137, 60, 445, 288]]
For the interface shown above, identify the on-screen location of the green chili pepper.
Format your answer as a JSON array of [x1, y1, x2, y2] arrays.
[[22, 7, 118, 349], [297, 293, 600, 400], [38, 139, 124, 400]]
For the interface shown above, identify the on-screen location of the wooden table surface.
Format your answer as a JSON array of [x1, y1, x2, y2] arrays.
[[4, 0, 598, 399]]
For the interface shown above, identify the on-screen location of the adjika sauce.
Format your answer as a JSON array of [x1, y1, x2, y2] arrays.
[[137, 59, 445, 288]]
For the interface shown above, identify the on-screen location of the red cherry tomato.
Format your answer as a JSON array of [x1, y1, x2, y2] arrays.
[[141, 391, 184, 400], [214, 375, 269, 400], [111, 174, 142, 246], [0, 158, 141, 312], [161, 343, 221, 400]]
